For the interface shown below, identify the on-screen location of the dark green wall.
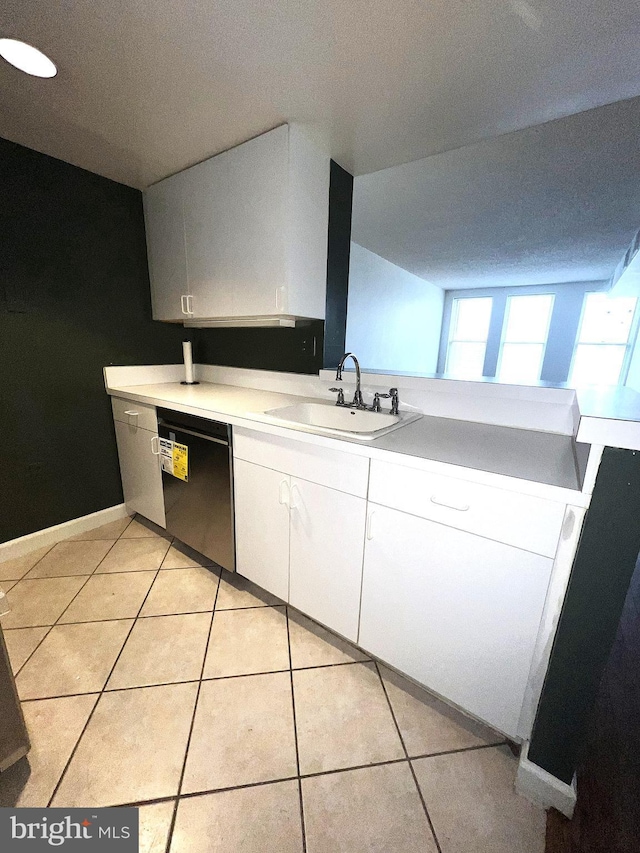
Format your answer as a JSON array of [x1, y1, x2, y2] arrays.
[[1, 139, 350, 543], [0, 137, 186, 543], [192, 320, 324, 375], [323, 161, 354, 369]]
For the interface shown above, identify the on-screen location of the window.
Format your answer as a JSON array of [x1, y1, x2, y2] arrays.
[[445, 297, 492, 379], [497, 294, 554, 383], [570, 293, 638, 386]]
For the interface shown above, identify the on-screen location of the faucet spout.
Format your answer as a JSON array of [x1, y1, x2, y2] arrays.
[[336, 353, 364, 408]]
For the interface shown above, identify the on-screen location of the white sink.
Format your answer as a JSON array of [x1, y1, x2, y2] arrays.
[[262, 401, 421, 440]]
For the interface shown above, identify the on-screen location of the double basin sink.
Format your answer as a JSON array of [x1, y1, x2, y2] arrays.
[[262, 401, 421, 440]]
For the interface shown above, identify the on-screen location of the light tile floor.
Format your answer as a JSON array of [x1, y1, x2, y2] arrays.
[[0, 514, 546, 852]]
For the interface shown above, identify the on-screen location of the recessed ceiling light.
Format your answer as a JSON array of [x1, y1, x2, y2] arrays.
[[0, 38, 57, 78]]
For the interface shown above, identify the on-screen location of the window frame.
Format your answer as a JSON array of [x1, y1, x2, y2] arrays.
[[495, 293, 555, 384], [444, 295, 494, 380], [568, 292, 640, 387], [437, 282, 617, 384]]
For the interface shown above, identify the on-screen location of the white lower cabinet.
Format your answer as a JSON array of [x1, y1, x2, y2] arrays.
[[233, 459, 290, 601], [289, 478, 367, 642], [358, 505, 554, 738], [113, 421, 165, 528], [233, 458, 367, 641]]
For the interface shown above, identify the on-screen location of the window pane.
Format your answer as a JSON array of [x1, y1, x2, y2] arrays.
[[570, 344, 626, 386], [578, 293, 637, 344], [497, 343, 545, 383], [452, 297, 492, 341], [446, 342, 487, 379], [503, 295, 554, 343]]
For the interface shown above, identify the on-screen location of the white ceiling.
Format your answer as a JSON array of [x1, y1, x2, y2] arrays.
[[1, 1, 640, 188], [352, 97, 640, 289]]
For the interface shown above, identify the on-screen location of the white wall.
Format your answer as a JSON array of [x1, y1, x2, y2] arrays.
[[346, 243, 444, 374], [626, 334, 640, 393]]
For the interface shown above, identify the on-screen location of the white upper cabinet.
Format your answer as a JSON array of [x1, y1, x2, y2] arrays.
[[143, 124, 330, 325], [143, 171, 189, 322]]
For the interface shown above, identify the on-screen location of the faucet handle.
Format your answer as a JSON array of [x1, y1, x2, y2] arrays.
[[329, 387, 345, 405], [371, 392, 388, 412], [388, 388, 400, 415]]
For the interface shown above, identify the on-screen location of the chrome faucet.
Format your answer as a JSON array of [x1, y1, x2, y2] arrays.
[[369, 388, 400, 415], [335, 352, 365, 409]]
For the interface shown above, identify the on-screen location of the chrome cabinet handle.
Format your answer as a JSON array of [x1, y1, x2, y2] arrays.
[[430, 495, 470, 512], [181, 295, 188, 315], [150, 436, 161, 456], [124, 410, 139, 417], [275, 286, 285, 312], [186, 294, 194, 315]]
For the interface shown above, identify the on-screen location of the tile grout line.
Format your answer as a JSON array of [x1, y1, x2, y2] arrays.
[[409, 741, 509, 761], [6, 539, 59, 580], [18, 660, 375, 703], [12, 515, 504, 840], [163, 569, 223, 853], [285, 605, 307, 853], [116, 773, 302, 809], [110, 756, 417, 810], [10, 533, 128, 679], [374, 660, 444, 853], [45, 530, 166, 808]]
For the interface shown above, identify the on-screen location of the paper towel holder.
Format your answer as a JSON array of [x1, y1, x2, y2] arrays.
[[181, 340, 200, 385]]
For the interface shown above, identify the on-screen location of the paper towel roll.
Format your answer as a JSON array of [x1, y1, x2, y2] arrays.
[[183, 340, 195, 384]]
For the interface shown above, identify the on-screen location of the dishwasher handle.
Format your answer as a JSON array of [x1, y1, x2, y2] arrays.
[[157, 419, 230, 447]]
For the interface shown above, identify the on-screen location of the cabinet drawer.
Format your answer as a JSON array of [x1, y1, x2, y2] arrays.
[[111, 397, 158, 432], [369, 460, 565, 558], [233, 428, 369, 498]]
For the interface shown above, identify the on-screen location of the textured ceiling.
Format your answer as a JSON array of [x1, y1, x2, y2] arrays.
[[351, 97, 640, 289], [1, 0, 640, 187]]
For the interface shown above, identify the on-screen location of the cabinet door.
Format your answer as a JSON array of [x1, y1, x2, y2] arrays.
[[358, 506, 553, 737], [183, 156, 234, 318], [114, 422, 165, 528], [143, 173, 188, 322], [289, 479, 366, 641], [184, 126, 288, 319], [234, 459, 290, 601]]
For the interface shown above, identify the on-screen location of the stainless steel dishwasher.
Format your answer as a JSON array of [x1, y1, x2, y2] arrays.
[[157, 408, 235, 571]]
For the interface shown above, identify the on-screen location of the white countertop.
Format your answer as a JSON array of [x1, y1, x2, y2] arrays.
[[575, 386, 640, 450], [106, 379, 585, 499]]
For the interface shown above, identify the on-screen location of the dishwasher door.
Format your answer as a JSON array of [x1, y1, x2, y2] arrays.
[[158, 410, 235, 571]]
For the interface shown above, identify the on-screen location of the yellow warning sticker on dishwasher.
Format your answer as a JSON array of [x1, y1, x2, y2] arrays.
[[160, 438, 189, 481], [172, 442, 189, 481]]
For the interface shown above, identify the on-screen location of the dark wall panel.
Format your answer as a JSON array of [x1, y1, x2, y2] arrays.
[[323, 161, 354, 369], [191, 320, 323, 375], [0, 137, 185, 543], [529, 447, 640, 782]]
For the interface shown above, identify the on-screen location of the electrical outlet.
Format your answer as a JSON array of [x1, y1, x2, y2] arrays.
[[300, 335, 317, 357]]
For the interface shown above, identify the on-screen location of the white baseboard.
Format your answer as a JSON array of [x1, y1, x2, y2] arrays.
[[0, 504, 129, 561], [516, 741, 577, 818]]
